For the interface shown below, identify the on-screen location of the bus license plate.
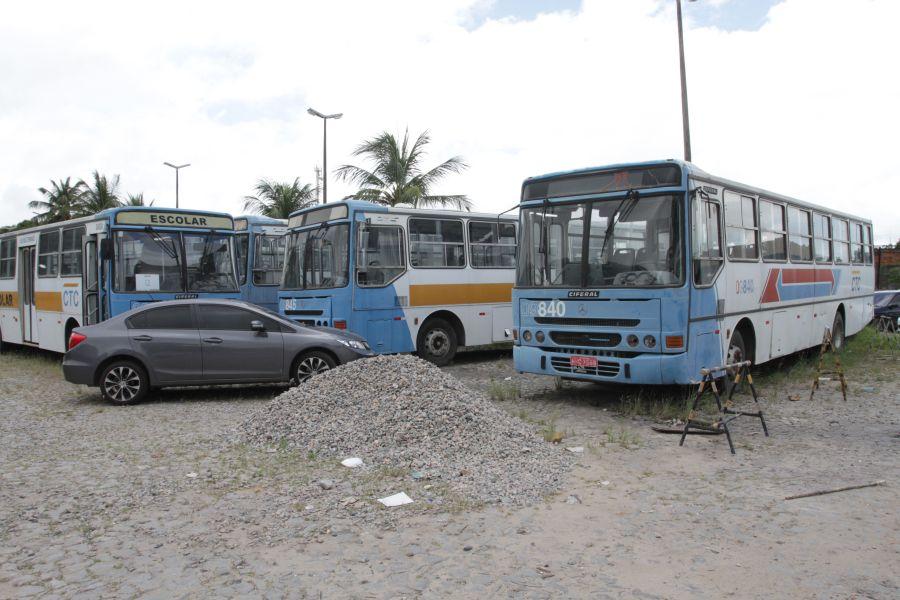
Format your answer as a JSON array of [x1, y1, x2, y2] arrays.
[[570, 356, 597, 369]]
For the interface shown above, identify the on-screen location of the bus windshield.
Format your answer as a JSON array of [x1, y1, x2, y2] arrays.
[[282, 223, 350, 290], [114, 230, 238, 293], [517, 194, 683, 288]]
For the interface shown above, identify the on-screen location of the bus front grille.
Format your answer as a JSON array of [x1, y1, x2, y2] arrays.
[[285, 309, 324, 316], [535, 317, 640, 327], [550, 357, 620, 377], [550, 331, 622, 347], [544, 347, 640, 358]]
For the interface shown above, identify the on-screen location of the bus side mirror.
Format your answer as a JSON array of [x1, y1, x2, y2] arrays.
[[100, 238, 115, 261]]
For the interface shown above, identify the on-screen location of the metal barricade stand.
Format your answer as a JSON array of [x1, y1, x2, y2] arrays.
[[809, 328, 848, 402], [679, 360, 769, 455]]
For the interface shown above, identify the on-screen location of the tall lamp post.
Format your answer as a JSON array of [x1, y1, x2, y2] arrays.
[[163, 162, 191, 208], [307, 108, 343, 204], [676, 0, 695, 163]]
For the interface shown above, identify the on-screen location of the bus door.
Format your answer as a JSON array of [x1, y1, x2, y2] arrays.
[[354, 220, 408, 353], [19, 245, 36, 344], [83, 221, 108, 325]]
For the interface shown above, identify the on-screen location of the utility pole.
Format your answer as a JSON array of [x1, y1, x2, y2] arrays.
[[163, 162, 191, 208], [307, 108, 343, 204], [676, 0, 694, 162], [314, 166, 322, 204]]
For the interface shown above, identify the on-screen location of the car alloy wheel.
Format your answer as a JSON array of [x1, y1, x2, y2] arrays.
[[295, 354, 334, 383], [103, 365, 143, 404]]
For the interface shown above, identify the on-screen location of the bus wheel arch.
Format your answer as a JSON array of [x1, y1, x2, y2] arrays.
[[417, 311, 464, 366], [728, 319, 756, 365], [832, 305, 846, 351], [64, 318, 79, 350]]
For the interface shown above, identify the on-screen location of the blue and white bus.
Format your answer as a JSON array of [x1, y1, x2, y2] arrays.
[[233, 215, 287, 311], [278, 201, 517, 365], [0, 207, 240, 353], [513, 160, 875, 385]]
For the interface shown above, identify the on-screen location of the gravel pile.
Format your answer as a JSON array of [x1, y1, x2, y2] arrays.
[[239, 354, 571, 505]]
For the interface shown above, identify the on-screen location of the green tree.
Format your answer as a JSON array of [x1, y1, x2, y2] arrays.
[[29, 178, 85, 223], [335, 129, 471, 210], [125, 193, 154, 207], [243, 178, 316, 219], [79, 171, 122, 214]]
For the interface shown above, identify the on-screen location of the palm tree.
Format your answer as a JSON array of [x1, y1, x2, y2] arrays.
[[335, 129, 471, 210], [243, 178, 316, 219], [79, 171, 122, 214], [30, 178, 85, 223], [125, 193, 154, 207]]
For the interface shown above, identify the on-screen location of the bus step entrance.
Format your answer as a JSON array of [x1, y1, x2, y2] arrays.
[[678, 360, 769, 455]]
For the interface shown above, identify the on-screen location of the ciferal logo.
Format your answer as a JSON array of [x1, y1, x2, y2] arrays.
[[568, 290, 599, 298]]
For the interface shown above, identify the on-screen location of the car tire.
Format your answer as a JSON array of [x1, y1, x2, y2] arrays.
[[416, 318, 458, 367], [294, 351, 336, 384], [100, 360, 149, 405], [831, 312, 845, 352]]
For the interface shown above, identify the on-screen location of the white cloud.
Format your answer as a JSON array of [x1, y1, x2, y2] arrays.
[[0, 0, 897, 243]]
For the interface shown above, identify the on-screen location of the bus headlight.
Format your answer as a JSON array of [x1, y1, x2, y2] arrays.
[[627, 334, 639, 347], [643, 335, 657, 349], [522, 330, 532, 342], [535, 331, 545, 343]]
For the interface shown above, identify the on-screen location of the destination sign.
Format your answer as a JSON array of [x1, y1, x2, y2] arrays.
[[115, 211, 233, 230]]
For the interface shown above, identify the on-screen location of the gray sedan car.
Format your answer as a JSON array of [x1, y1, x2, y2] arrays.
[[63, 299, 374, 404]]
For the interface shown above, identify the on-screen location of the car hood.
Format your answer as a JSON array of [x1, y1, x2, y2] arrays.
[[306, 325, 368, 343]]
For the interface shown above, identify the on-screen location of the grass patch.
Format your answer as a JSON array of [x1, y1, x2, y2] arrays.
[[487, 379, 521, 401], [602, 426, 641, 449], [540, 414, 564, 443]]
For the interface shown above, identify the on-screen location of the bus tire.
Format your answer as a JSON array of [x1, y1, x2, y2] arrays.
[[831, 312, 845, 352], [417, 318, 458, 367], [100, 360, 149, 405], [727, 329, 748, 366], [293, 350, 336, 384]]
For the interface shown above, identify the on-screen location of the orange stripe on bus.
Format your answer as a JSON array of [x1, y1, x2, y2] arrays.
[[63, 282, 79, 288], [409, 283, 513, 307], [0, 291, 19, 308], [34, 291, 63, 312]]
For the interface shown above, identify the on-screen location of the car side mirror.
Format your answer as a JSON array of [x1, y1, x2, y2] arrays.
[[100, 238, 115, 261], [250, 320, 266, 332]]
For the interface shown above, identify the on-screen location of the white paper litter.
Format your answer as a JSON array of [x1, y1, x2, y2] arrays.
[[566, 446, 584, 454], [341, 457, 363, 468], [186, 472, 198, 478], [601, 480, 610, 486], [378, 492, 414, 507]]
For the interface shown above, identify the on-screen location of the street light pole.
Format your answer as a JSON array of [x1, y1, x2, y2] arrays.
[[163, 162, 191, 208], [676, 0, 693, 163], [307, 108, 343, 204]]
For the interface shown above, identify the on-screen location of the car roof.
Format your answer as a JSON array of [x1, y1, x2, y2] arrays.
[[131, 298, 263, 310]]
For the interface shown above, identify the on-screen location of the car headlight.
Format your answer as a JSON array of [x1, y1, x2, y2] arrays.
[[339, 339, 370, 351]]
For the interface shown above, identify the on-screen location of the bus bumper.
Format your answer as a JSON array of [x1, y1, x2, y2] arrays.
[[513, 346, 692, 385]]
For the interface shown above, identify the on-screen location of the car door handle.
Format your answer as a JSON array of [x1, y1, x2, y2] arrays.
[[203, 337, 223, 344], [133, 335, 153, 342]]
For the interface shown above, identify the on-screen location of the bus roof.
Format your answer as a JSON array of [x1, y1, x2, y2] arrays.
[[287, 199, 516, 227], [234, 214, 287, 227], [522, 159, 871, 225]]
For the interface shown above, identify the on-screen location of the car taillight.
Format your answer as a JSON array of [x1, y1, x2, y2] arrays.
[[68, 332, 87, 350], [334, 320, 347, 330]]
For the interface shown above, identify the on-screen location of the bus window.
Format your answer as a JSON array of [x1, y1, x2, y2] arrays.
[[692, 196, 722, 286], [357, 225, 405, 287], [788, 207, 812, 262], [864, 225, 873, 264], [234, 233, 249, 285], [759, 200, 787, 261], [723, 191, 758, 260], [469, 221, 516, 268], [38, 229, 60, 277], [850, 223, 864, 264], [115, 231, 182, 292], [833, 219, 850, 264], [253, 235, 286, 286], [0, 238, 15, 279], [813, 214, 832, 263], [61, 226, 85, 276], [409, 218, 465, 268], [184, 233, 239, 292]]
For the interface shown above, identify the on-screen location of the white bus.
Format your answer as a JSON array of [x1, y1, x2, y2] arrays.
[[278, 200, 517, 365]]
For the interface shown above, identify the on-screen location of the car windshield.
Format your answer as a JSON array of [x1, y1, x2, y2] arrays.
[[874, 292, 897, 307], [282, 223, 350, 290], [114, 230, 238, 293], [517, 194, 683, 288]]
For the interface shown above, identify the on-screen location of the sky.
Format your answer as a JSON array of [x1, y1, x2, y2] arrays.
[[1, 0, 897, 243]]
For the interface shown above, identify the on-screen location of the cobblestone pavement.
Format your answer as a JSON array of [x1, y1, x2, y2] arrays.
[[0, 342, 897, 599]]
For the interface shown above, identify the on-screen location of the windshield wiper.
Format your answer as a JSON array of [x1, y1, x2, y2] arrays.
[[598, 190, 639, 265], [302, 223, 330, 289]]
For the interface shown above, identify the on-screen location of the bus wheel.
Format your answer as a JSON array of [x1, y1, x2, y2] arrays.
[[294, 351, 336, 384], [100, 360, 148, 405], [831, 312, 845, 352], [417, 319, 458, 367], [727, 330, 747, 366]]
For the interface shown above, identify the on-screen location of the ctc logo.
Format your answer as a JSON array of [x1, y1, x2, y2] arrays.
[[63, 289, 80, 308]]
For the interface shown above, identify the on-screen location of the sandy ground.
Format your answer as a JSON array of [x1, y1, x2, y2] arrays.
[[0, 336, 897, 599]]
